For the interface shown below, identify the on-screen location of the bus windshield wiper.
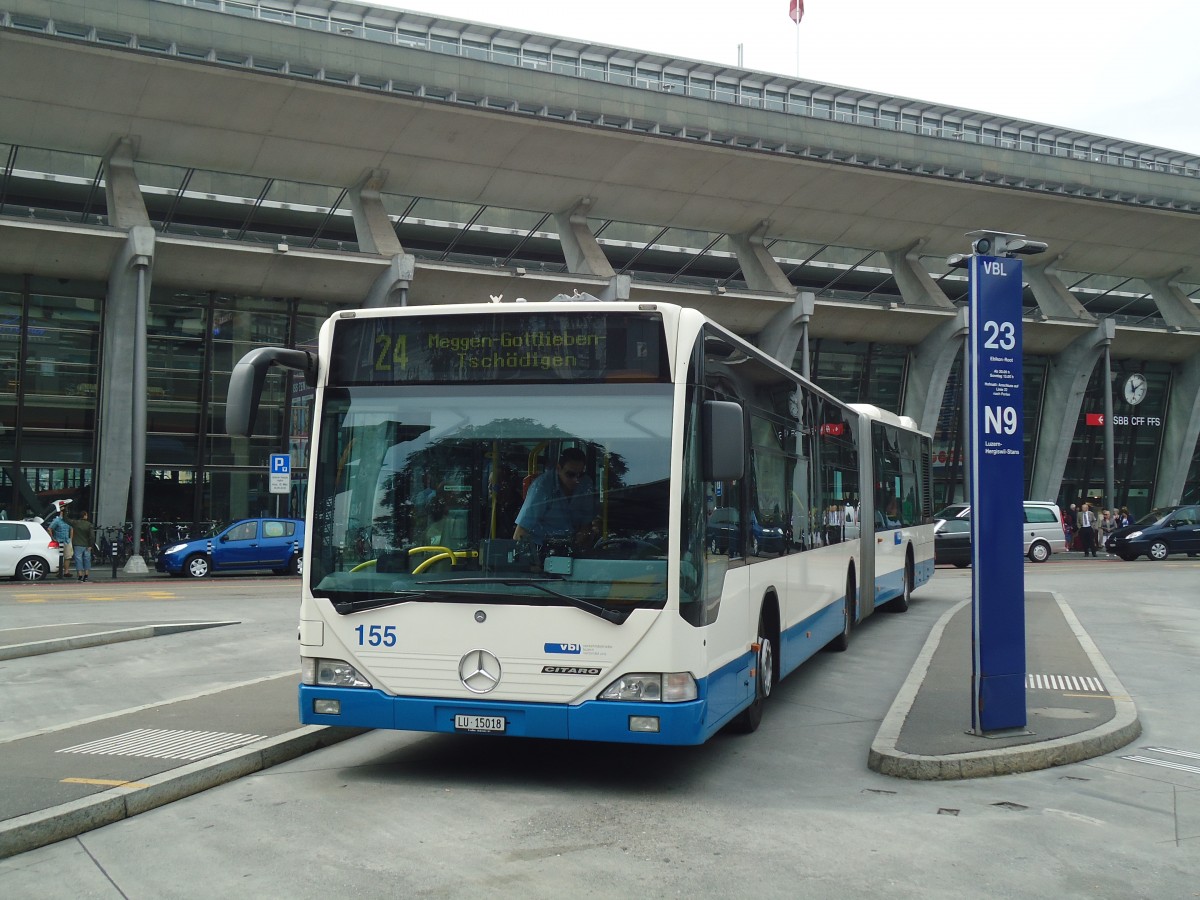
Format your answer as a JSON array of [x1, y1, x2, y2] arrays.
[[329, 589, 481, 615], [429, 577, 626, 624]]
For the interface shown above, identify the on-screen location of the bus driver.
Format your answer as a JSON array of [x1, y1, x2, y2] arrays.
[[513, 447, 600, 549]]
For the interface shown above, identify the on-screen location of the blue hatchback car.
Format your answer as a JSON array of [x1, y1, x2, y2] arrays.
[[156, 518, 305, 578]]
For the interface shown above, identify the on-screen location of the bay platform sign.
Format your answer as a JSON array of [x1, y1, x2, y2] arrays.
[[269, 453, 290, 495], [968, 253, 1027, 732]]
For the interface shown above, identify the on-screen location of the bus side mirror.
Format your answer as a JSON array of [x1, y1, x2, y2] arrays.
[[226, 347, 317, 437], [703, 400, 744, 482]]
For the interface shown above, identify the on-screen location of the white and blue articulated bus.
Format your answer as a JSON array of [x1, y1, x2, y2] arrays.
[[227, 301, 934, 745]]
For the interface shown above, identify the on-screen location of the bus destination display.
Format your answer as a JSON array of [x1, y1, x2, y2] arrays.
[[330, 311, 669, 385]]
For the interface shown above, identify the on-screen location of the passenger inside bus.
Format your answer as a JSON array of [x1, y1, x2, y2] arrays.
[[513, 447, 601, 549]]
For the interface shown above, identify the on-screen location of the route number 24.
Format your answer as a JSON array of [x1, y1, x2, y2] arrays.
[[982, 320, 1016, 351]]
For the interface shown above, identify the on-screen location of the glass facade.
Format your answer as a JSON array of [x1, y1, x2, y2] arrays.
[[0, 275, 102, 518], [1059, 361, 1171, 517], [1, 2, 1198, 530], [0, 276, 344, 529]]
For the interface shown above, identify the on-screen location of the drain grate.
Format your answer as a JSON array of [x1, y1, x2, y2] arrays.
[[1026, 673, 1105, 693], [57, 728, 267, 761]]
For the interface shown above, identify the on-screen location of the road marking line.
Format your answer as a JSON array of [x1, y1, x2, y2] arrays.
[[1144, 746, 1200, 761], [1122, 755, 1200, 776], [61, 777, 149, 788]]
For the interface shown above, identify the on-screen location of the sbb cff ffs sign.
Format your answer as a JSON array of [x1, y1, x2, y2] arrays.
[[968, 255, 1026, 733]]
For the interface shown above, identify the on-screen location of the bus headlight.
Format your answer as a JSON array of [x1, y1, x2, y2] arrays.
[[301, 657, 372, 688], [599, 672, 697, 702]]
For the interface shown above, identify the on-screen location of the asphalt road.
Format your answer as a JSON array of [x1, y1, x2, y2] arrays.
[[1, 557, 1198, 898]]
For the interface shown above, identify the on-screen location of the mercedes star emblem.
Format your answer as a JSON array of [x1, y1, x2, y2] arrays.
[[458, 649, 502, 693]]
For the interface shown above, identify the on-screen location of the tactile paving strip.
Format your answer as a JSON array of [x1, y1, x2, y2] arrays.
[[57, 728, 267, 761]]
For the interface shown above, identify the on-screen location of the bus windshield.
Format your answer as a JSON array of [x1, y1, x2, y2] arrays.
[[309, 382, 674, 617]]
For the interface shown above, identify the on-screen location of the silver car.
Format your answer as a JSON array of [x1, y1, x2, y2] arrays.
[[932, 501, 1067, 563]]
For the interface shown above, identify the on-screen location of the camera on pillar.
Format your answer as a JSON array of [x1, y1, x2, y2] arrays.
[[949, 230, 1048, 268], [968, 230, 1048, 258]]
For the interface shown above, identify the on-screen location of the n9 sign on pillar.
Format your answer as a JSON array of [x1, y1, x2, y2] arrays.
[[968, 254, 1026, 732]]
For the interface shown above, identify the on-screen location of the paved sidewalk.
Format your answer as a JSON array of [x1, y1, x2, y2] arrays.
[[869, 590, 1140, 779], [0, 667, 363, 859]]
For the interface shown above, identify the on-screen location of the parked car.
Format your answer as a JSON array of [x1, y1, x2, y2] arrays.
[[933, 517, 971, 567], [932, 500, 1067, 564], [155, 517, 304, 577], [705, 508, 785, 557], [933, 503, 970, 522], [1105, 505, 1200, 561], [0, 520, 63, 581]]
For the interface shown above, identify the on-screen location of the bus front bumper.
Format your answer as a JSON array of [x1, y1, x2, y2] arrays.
[[298, 684, 712, 745]]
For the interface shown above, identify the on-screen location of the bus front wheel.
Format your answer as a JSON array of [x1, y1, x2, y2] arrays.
[[728, 614, 773, 734]]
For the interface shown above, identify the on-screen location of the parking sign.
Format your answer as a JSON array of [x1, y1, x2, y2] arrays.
[[269, 454, 290, 494]]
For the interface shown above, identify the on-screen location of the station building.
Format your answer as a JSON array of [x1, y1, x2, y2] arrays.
[[1, 0, 1199, 532]]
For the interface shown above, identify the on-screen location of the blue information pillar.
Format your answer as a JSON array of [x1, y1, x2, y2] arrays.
[[968, 254, 1027, 732]]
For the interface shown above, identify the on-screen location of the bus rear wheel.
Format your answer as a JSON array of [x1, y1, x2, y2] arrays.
[[827, 569, 856, 652], [728, 614, 773, 734], [886, 554, 913, 613]]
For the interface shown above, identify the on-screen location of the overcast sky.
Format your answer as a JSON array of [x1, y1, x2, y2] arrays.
[[381, 0, 1200, 155]]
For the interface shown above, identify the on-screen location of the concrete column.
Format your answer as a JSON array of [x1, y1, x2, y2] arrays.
[[1028, 320, 1115, 503], [755, 292, 816, 369], [96, 138, 154, 533], [902, 307, 968, 436], [730, 221, 794, 295], [96, 226, 154, 530], [1153, 353, 1200, 506], [1145, 275, 1200, 331], [1024, 258, 1093, 320], [883, 242, 956, 310], [363, 253, 417, 308], [348, 169, 404, 257], [599, 274, 631, 301], [553, 198, 615, 277], [103, 138, 150, 229]]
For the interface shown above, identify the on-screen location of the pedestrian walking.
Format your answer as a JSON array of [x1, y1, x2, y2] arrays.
[[63, 509, 95, 581], [1078, 502, 1097, 557], [1099, 509, 1116, 555]]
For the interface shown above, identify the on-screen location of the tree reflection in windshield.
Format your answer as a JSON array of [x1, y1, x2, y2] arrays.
[[310, 383, 674, 614]]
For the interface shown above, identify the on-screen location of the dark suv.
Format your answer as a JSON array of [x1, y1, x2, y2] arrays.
[[1105, 505, 1200, 561]]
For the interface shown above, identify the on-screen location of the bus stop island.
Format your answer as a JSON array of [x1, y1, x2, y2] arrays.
[[869, 590, 1140, 779]]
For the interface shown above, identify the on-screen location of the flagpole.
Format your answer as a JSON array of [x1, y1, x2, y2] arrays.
[[795, 17, 799, 77]]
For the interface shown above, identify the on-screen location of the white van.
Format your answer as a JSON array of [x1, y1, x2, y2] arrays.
[[933, 500, 1067, 563]]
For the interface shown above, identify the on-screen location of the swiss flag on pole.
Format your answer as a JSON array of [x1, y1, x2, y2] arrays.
[[789, 0, 805, 23], [1086, 413, 1105, 427]]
